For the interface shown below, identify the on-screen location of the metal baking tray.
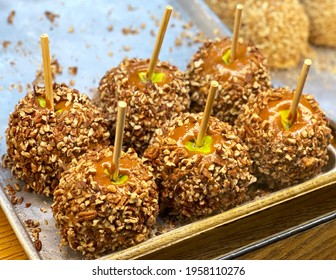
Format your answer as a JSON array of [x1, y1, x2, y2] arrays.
[[0, 0, 335, 260]]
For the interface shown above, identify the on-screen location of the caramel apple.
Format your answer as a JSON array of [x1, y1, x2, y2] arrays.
[[95, 57, 190, 155], [144, 112, 255, 220], [235, 87, 332, 189], [186, 36, 270, 124], [95, 6, 190, 155], [52, 146, 159, 258], [4, 83, 110, 196]]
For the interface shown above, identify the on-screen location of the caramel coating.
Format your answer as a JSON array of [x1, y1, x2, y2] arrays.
[[186, 37, 270, 124], [144, 113, 256, 221], [5, 83, 110, 196], [95, 58, 190, 155], [235, 87, 332, 189], [52, 147, 159, 259]]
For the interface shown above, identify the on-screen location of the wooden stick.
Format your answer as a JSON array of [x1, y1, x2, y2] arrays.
[[196, 81, 219, 147], [40, 34, 54, 110], [287, 59, 312, 124], [112, 101, 127, 181], [231, 4, 243, 61], [147, 5, 173, 80]]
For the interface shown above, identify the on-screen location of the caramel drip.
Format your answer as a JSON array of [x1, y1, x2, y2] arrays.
[[55, 100, 72, 112], [92, 155, 137, 189], [126, 60, 173, 90], [200, 40, 251, 82], [169, 122, 199, 149], [168, 120, 223, 166], [259, 90, 316, 134]]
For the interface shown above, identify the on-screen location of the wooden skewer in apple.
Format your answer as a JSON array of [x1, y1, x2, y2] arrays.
[[112, 101, 127, 182], [230, 4, 243, 62], [284, 59, 312, 128], [40, 33, 54, 110], [221, 4, 243, 64], [146, 5, 173, 82], [37, 34, 66, 114], [195, 81, 219, 148]]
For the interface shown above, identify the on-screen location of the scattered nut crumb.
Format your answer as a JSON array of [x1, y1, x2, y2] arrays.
[[68, 66, 78, 75], [68, 26, 74, 33], [107, 25, 113, 32], [172, 10, 182, 20], [44, 11, 59, 23], [11, 195, 18, 205], [122, 27, 139, 35], [17, 83, 23, 93], [25, 220, 43, 252], [40, 207, 48, 213], [122, 45, 131, 51], [17, 197, 24, 205], [183, 21, 193, 29], [213, 29, 220, 36], [13, 183, 21, 192], [25, 219, 40, 228], [7, 10, 15, 24], [175, 37, 182, 47], [34, 239, 42, 252], [2, 41, 11, 49], [26, 84, 32, 91], [5, 184, 23, 205], [127, 4, 137, 11]]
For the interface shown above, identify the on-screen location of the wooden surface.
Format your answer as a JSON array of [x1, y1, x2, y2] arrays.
[[237, 218, 336, 260], [0, 207, 27, 260], [1, 183, 336, 260]]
